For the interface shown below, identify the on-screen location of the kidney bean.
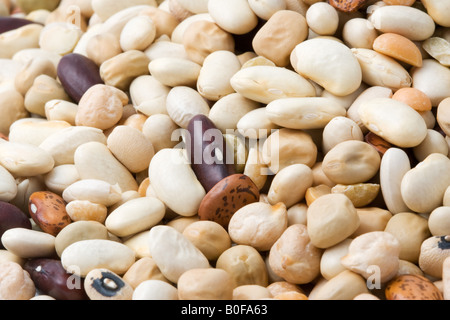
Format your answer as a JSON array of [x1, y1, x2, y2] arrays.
[[187, 114, 236, 193], [0, 17, 39, 34], [0, 201, 32, 249], [57, 53, 104, 103], [23, 258, 89, 300]]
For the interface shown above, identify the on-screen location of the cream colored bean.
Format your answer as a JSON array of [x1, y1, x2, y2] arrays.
[[342, 18, 378, 49], [54, 220, 109, 257], [252, 10, 307, 67], [290, 38, 362, 96], [197, 50, 241, 101], [61, 239, 136, 277], [320, 238, 352, 280], [170, 13, 214, 44], [443, 256, 450, 300], [12, 48, 61, 70], [309, 270, 369, 300], [248, 0, 285, 20], [233, 285, 272, 300], [369, 5, 435, 41], [0, 141, 54, 177], [243, 146, 268, 191], [401, 153, 450, 214], [44, 164, 80, 195], [0, 89, 27, 136], [306, 2, 339, 36], [352, 207, 392, 238], [8, 120, 71, 147], [422, 0, 450, 27], [267, 164, 313, 208], [86, 32, 123, 66], [39, 22, 83, 56], [142, 114, 179, 152], [123, 230, 151, 259], [0, 165, 17, 202], [444, 186, 450, 207], [216, 245, 268, 287], [129, 75, 170, 117], [178, 268, 234, 300], [120, 15, 156, 52], [107, 125, 155, 174], [228, 202, 287, 252], [262, 128, 318, 174], [413, 129, 449, 162], [209, 93, 260, 133], [208, 0, 258, 35], [385, 212, 431, 264], [422, 37, 450, 67], [76, 84, 128, 130], [148, 148, 205, 216], [92, 0, 157, 22], [44, 100, 78, 126], [428, 207, 450, 236], [307, 193, 359, 249], [123, 257, 168, 289], [351, 48, 412, 91], [106, 197, 165, 238], [62, 180, 121, 208], [437, 97, 450, 136], [133, 280, 178, 300], [74, 142, 139, 192], [0, 24, 43, 59], [266, 97, 347, 130], [144, 38, 189, 61], [14, 56, 56, 96], [148, 225, 210, 283], [100, 50, 150, 91], [0, 261, 35, 300], [65, 200, 108, 223], [24, 75, 71, 117], [322, 116, 364, 155], [182, 221, 231, 261], [359, 98, 427, 148], [9, 177, 46, 215], [286, 202, 308, 226], [237, 107, 279, 140], [268, 224, 322, 284], [148, 57, 201, 88], [1, 228, 56, 259], [39, 126, 107, 166], [341, 231, 400, 283], [322, 140, 381, 185], [230, 66, 315, 105], [0, 250, 25, 266], [165, 86, 210, 129], [412, 59, 450, 107]]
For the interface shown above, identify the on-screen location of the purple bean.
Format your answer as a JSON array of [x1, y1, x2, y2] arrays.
[[0, 201, 32, 249]]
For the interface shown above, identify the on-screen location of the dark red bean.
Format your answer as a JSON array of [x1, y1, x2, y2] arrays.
[[23, 258, 89, 300], [0, 17, 39, 34], [0, 201, 32, 249], [187, 114, 236, 192], [57, 53, 104, 103]]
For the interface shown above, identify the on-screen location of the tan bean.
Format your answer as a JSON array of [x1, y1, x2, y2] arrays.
[[148, 57, 201, 88]]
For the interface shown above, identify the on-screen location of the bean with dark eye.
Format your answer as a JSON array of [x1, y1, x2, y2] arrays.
[[84, 268, 133, 300]]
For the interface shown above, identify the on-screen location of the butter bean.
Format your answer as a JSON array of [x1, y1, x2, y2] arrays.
[[1, 228, 56, 259], [144, 38, 188, 61], [106, 197, 165, 238], [412, 59, 450, 107], [178, 268, 234, 300], [107, 125, 155, 173], [120, 15, 156, 52], [208, 0, 258, 35], [233, 285, 272, 300], [142, 114, 179, 152], [413, 129, 449, 162], [92, 0, 157, 22], [252, 10, 307, 67], [266, 97, 347, 130], [341, 231, 400, 283], [237, 107, 279, 140], [428, 207, 450, 237], [57, 53, 104, 103], [369, 4, 435, 41], [123, 257, 168, 289], [166, 86, 210, 129], [331, 183, 380, 208], [0, 141, 54, 177], [422, 0, 450, 27], [0, 24, 43, 59], [216, 245, 268, 287], [231, 66, 315, 105], [10, 177, 46, 215], [0, 166, 17, 202], [44, 100, 78, 125], [148, 225, 210, 283], [0, 89, 27, 136], [24, 74, 71, 117], [62, 239, 136, 277], [306, 2, 339, 36], [123, 230, 151, 259], [39, 126, 107, 166], [358, 98, 427, 148], [14, 56, 56, 96], [149, 148, 205, 216], [322, 116, 364, 155], [320, 239, 352, 280], [444, 256, 450, 300], [66, 200, 108, 223], [182, 221, 231, 261], [55, 221, 109, 257], [342, 18, 378, 49], [322, 140, 380, 185], [291, 38, 362, 96], [39, 22, 83, 56], [24, 258, 88, 300], [86, 32, 123, 66], [130, 75, 170, 117], [133, 279, 178, 300], [74, 142, 139, 192], [437, 97, 450, 137], [0, 261, 36, 300], [269, 224, 322, 284], [148, 57, 201, 88], [401, 153, 450, 214], [228, 202, 287, 251], [352, 207, 392, 238], [309, 270, 369, 300]]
